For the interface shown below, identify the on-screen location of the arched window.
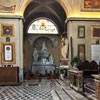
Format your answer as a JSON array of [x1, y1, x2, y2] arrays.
[[27, 18, 58, 34]]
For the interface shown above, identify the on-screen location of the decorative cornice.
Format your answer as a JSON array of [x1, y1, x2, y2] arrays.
[[65, 17, 100, 23], [0, 15, 23, 19]]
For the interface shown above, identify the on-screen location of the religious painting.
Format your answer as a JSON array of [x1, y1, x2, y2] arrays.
[[0, 5, 16, 13], [78, 26, 85, 38], [78, 44, 85, 62], [1, 42, 16, 64], [81, 0, 100, 11], [91, 26, 100, 38], [6, 37, 10, 42], [1, 24, 15, 37]]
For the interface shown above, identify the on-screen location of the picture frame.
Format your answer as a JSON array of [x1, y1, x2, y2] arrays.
[[1, 42, 16, 64], [78, 26, 85, 38], [91, 26, 100, 38], [78, 44, 85, 62], [6, 37, 10, 42], [81, 0, 100, 12], [1, 24, 15, 37]]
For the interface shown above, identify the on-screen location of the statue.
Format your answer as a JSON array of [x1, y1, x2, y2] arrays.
[[46, 54, 53, 64], [33, 48, 38, 62], [61, 38, 68, 59], [49, 54, 53, 64], [41, 41, 47, 52]]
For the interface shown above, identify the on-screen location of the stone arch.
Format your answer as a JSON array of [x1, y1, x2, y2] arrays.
[[21, 0, 69, 19]]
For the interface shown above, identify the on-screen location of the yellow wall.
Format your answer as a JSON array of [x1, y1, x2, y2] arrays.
[[67, 19, 100, 65]]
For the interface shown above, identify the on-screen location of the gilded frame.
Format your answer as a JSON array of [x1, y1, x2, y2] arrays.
[[78, 26, 85, 38], [1, 24, 15, 37], [1, 42, 16, 64], [78, 44, 85, 62], [91, 25, 100, 38]]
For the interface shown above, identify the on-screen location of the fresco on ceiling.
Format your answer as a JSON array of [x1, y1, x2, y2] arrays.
[[84, 0, 100, 9], [0, 0, 17, 4], [0, 5, 16, 13]]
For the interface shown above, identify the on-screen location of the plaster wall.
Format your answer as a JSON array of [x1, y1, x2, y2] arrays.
[[0, 18, 23, 82], [67, 20, 100, 65]]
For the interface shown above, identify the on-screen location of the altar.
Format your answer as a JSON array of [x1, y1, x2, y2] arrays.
[[32, 64, 55, 75]]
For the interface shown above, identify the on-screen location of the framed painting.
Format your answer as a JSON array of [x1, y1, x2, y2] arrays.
[[78, 44, 85, 62], [1, 42, 16, 64], [1, 24, 15, 37], [78, 26, 85, 38], [91, 26, 100, 38], [81, 0, 100, 11], [6, 37, 10, 42]]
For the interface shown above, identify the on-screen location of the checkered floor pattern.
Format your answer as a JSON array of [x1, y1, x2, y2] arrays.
[[0, 79, 57, 100]]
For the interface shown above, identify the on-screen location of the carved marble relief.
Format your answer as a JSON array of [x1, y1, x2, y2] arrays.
[[33, 37, 54, 65], [0, 5, 16, 13]]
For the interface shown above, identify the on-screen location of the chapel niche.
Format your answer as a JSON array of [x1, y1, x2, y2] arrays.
[[32, 37, 55, 74]]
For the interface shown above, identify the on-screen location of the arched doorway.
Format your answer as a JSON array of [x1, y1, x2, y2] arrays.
[[23, 0, 67, 78]]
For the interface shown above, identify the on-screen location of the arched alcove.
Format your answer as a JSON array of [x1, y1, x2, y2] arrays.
[[23, 0, 67, 35], [23, 0, 67, 74]]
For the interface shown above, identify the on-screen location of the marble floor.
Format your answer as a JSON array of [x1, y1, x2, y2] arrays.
[[0, 78, 95, 100]]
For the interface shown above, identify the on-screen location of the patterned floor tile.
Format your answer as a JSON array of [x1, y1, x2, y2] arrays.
[[0, 79, 56, 100]]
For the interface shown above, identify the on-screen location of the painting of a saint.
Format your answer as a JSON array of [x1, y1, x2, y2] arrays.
[[84, 0, 100, 9]]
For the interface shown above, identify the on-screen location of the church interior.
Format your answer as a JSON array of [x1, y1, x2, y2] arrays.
[[0, 0, 100, 100]]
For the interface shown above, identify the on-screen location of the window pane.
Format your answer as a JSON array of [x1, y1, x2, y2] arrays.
[[28, 18, 58, 34]]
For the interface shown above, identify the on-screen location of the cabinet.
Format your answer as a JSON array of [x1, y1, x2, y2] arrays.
[[0, 67, 19, 85]]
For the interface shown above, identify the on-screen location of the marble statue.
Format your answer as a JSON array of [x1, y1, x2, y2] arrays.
[[49, 54, 53, 64], [33, 48, 38, 62], [41, 41, 47, 52], [61, 38, 68, 59], [33, 41, 54, 65]]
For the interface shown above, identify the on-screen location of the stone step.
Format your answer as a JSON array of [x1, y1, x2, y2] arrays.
[[55, 87, 72, 100], [56, 79, 88, 100], [51, 90, 61, 100], [63, 87, 88, 100]]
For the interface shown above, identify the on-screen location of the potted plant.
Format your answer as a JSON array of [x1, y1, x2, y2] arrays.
[[71, 56, 81, 69]]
